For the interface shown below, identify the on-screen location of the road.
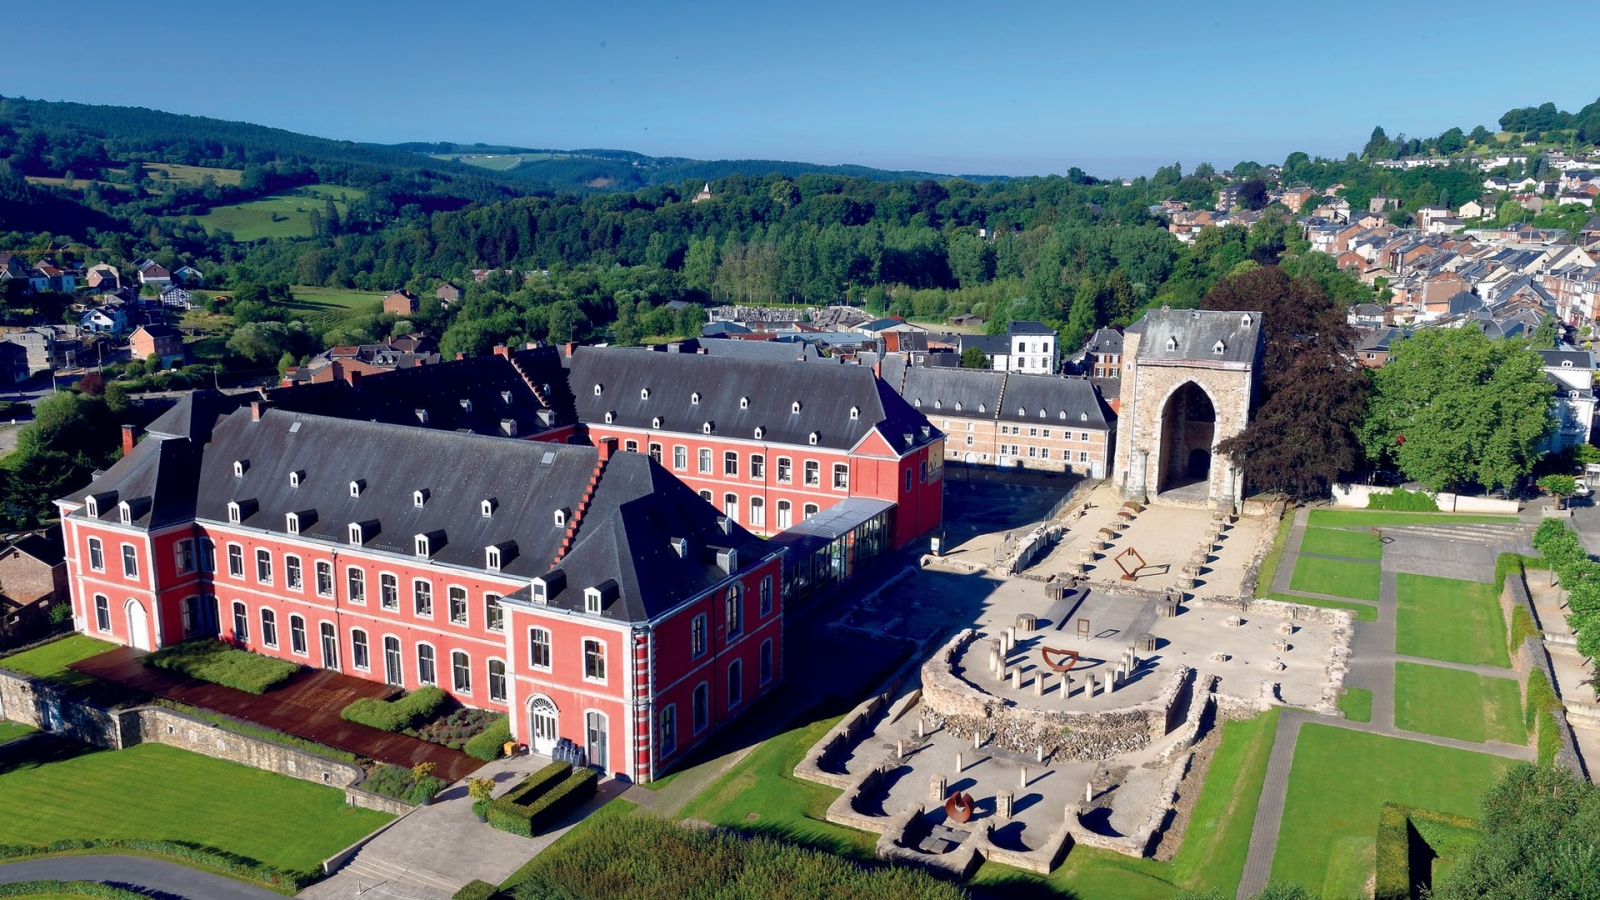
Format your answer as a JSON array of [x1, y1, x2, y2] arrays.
[[0, 855, 283, 900]]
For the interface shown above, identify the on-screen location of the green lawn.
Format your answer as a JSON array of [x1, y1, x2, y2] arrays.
[[1338, 688, 1373, 723], [0, 740, 390, 873], [1271, 725, 1510, 900], [1307, 510, 1517, 528], [283, 285, 385, 333], [0, 719, 36, 742], [0, 635, 118, 687], [1268, 593, 1379, 622], [1289, 556, 1381, 602], [1393, 662, 1526, 745], [1298, 527, 1384, 561], [142, 161, 243, 186], [1394, 574, 1511, 668], [187, 184, 366, 241]]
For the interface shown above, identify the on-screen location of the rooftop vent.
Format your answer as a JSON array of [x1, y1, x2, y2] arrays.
[[670, 537, 688, 558], [459, 398, 473, 412], [501, 390, 513, 404]]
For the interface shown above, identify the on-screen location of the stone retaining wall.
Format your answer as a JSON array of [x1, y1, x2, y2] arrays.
[[919, 629, 1191, 760], [1503, 572, 1589, 780], [1238, 500, 1288, 600], [794, 650, 928, 790]]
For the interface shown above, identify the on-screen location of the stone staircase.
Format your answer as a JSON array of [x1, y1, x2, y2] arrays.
[[1377, 522, 1535, 545], [339, 850, 461, 898]]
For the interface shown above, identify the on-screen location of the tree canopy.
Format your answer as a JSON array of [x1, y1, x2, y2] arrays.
[[1433, 763, 1600, 900]]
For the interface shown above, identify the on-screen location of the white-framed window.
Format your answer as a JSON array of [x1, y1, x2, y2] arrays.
[[725, 585, 742, 638], [449, 586, 468, 625], [285, 512, 300, 535], [260, 608, 278, 648], [414, 579, 432, 617], [833, 463, 849, 490], [691, 613, 708, 658], [289, 615, 307, 655], [760, 638, 774, 685], [528, 627, 551, 670], [200, 539, 215, 573], [347, 567, 365, 605], [728, 658, 743, 708], [803, 503, 819, 519], [673, 445, 687, 470], [255, 548, 272, 584], [315, 561, 334, 597], [347, 523, 364, 545], [380, 573, 399, 610], [88, 537, 105, 572], [777, 500, 792, 529], [1079, 451, 1089, 463], [649, 442, 662, 463], [227, 502, 241, 524], [414, 534, 431, 558], [486, 594, 504, 632], [699, 489, 712, 503], [749, 496, 765, 528], [723, 493, 738, 520], [659, 703, 677, 759], [760, 576, 773, 617], [94, 594, 110, 632], [723, 451, 738, 476], [417, 643, 437, 685], [226, 544, 243, 578], [583, 638, 606, 682], [285, 555, 303, 590], [804, 460, 820, 487], [692, 682, 709, 734], [351, 629, 370, 671], [452, 650, 472, 694], [776, 457, 792, 483], [122, 544, 139, 578], [750, 454, 764, 479], [232, 601, 249, 642], [698, 448, 712, 473], [175, 539, 195, 574], [383, 636, 403, 685], [488, 658, 507, 702], [486, 546, 502, 570]]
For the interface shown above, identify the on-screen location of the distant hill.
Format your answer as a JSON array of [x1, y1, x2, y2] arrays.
[[385, 142, 983, 192]]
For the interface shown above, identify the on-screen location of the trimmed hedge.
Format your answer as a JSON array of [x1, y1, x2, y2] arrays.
[[465, 715, 512, 761], [1368, 488, 1438, 511], [144, 640, 301, 694], [341, 687, 448, 731], [454, 880, 502, 900], [1373, 803, 1479, 900], [0, 838, 317, 890], [487, 762, 598, 838], [1524, 668, 1564, 767], [0, 881, 145, 900]]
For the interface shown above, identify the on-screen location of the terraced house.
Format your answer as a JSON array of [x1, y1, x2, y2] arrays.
[[56, 398, 782, 784]]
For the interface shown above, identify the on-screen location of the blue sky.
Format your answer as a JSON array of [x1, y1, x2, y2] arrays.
[[6, 0, 1593, 177]]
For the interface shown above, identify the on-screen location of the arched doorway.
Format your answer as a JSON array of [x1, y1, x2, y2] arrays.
[[1158, 382, 1217, 494], [528, 696, 559, 755], [125, 599, 151, 651]]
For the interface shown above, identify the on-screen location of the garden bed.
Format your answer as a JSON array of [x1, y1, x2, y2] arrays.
[[143, 640, 301, 694]]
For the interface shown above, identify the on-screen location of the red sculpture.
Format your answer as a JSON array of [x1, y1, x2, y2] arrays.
[[1114, 547, 1147, 581], [944, 790, 976, 823], [1041, 646, 1081, 672]]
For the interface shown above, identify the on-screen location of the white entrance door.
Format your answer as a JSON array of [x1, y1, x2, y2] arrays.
[[125, 600, 151, 651], [529, 697, 559, 755]]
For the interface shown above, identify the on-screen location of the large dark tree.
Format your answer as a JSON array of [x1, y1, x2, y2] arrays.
[[1203, 266, 1369, 499]]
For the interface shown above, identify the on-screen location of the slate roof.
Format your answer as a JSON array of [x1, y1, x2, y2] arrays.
[[696, 339, 822, 363], [1538, 350, 1592, 369], [958, 334, 1010, 356], [8, 526, 65, 567], [1085, 328, 1124, 354], [64, 407, 769, 624], [568, 347, 938, 455], [1008, 321, 1056, 336], [1126, 308, 1263, 366], [898, 368, 1112, 430]]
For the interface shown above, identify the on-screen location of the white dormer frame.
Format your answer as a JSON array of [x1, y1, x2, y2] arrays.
[[690, 391, 700, 404], [791, 401, 802, 414], [593, 383, 603, 396], [531, 578, 548, 604], [1563, 360, 1574, 368], [481, 498, 496, 518], [604, 411, 615, 424], [739, 396, 749, 410], [347, 522, 364, 545], [1080, 411, 1089, 421], [1241, 313, 1254, 328], [1213, 340, 1226, 355], [584, 587, 603, 614], [808, 431, 819, 446], [955, 401, 963, 411], [651, 416, 663, 429], [554, 508, 568, 527], [702, 421, 713, 435], [459, 398, 473, 413], [119, 501, 132, 525], [286, 512, 300, 535], [414, 534, 431, 558], [501, 390, 513, 404], [1165, 336, 1179, 351], [349, 480, 363, 498], [640, 387, 651, 400], [753, 426, 765, 439], [416, 489, 431, 508], [850, 406, 860, 419], [485, 546, 502, 571], [289, 470, 303, 488], [227, 501, 242, 524], [233, 460, 248, 477], [85, 496, 100, 518]]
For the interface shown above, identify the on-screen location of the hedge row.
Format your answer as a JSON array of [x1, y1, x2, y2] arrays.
[[144, 639, 301, 694], [1368, 487, 1438, 511], [465, 715, 512, 761], [1373, 803, 1479, 900], [342, 687, 448, 731], [487, 762, 598, 838], [454, 880, 503, 900], [1524, 668, 1565, 767], [0, 881, 145, 900], [0, 839, 317, 890]]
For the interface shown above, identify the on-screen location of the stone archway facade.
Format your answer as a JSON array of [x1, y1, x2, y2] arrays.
[[1111, 308, 1262, 508]]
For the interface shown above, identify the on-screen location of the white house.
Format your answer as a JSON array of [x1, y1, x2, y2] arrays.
[[1540, 349, 1597, 454]]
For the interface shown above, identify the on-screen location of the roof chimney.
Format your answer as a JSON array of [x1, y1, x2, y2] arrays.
[[250, 400, 268, 422], [348, 370, 362, 387], [597, 435, 618, 461], [493, 345, 509, 357], [121, 424, 141, 456]]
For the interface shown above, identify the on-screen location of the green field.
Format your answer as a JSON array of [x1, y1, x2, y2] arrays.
[[1338, 688, 1373, 723], [0, 635, 118, 687], [1269, 593, 1378, 622], [284, 285, 385, 332], [142, 161, 243, 186], [0, 719, 36, 742], [1271, 725, 1510, 900], [1289, 556, 1381, 601], [1251, 512, 1295, 596], [0, 740, 391, 874], [189, 184, 365, 240], [1307, 510, 1517, 528], [1298, 527, 1384, 561], [1394, 574, 1511, 668], [24, 176, 134, 193], [1394, 662, 1526, 744]]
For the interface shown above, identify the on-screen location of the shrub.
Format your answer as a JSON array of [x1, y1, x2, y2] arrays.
[[466, 715, 512, 760], [341, 686, 448, 731], [143, 640, 300, 694], [1373, 803, 1479, 900], [1368, 487, 1437, 511], [454, 880, 501, 900], [486, 762, 598, 838], [0, 880, 146, 900]]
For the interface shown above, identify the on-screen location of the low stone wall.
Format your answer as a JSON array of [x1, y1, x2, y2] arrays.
[[1238, 500, 1288, 600], [1330, 484, 1520, 514], [919, 630, 1191, 760], [1503, 573, 1589, 780], [794, 650, 928, 790], [974, 815, 1074, 875], [873, 804, 985, 881]]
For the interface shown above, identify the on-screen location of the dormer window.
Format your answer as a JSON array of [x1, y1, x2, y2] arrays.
[[415, 409, 430, 425], [932, 401, 940, 410], [347, 522, 364, 545], [702, 421, 714, 434], [501, 390, 513, 404], [289, 470, 304, 488], [913, 398, 922, 407], [1165, 336, 1179, 351], [593, 384, 603, 396], [791, 401, 802, 414], [459, 399, 473, 412], [641, 387, 651, 400], [851, 406, 861, 419], [414, 534, 431, 558], [349, 480, 364, 498], [481, 498, 497, 518], [979, 404, 986, 413], [485, 546, 502, 571], [286, 512, 300, 535], [1241, 313, 1254, 328], [808, 431, 820, 446], [604, 411, 615, 424], [753, 426, 765, 439], [1213, 340, 1226, 355], [1039, 409, 1047, 418], [1060, 411, 1068, 420], [531, 580, 547, 604], [1017, 407, 1026, 416], [119, 501, 132, 525], [955, 401, 963, 411], [554, 508, 569, 527], [651, 416, 663, 429], [413, 489, 428, 508], [690, 392, 700, 404], [739, 397, 749, 409], [1563, 360, 1574, 367], [228, 502, 242, 524], [85, 496, 100, 518], [585, 588, 602, 614], [233, 460, 248, 477], [1080, 412, 1089, 421]]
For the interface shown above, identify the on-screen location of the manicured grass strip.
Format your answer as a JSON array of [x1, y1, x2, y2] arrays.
[[1252, 511, 1296, 596], [1289, 556, 1381, 602], [1394, 574, 1511, 668], [1339, 688, 1373, 723], [1308, 510, 1517, 528], [1393, 662, 1526, 744], [1268, 593, 1378, 622], [968, 709, 1282, 900], [0, 635, 117, 687], [0, 720, 36, 742], [145, 640, 301, 694], [1298, 526, 1384, 561], [1270, 725, 1511, 900], [0, 740, 391, 873]]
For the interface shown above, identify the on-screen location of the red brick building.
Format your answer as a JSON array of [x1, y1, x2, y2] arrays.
[[57, 400, 780, 783]]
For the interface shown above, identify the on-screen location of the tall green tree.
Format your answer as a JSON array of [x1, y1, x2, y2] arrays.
[[1433, 763, 1600, 900], [1361, 328, 1553, 491]]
